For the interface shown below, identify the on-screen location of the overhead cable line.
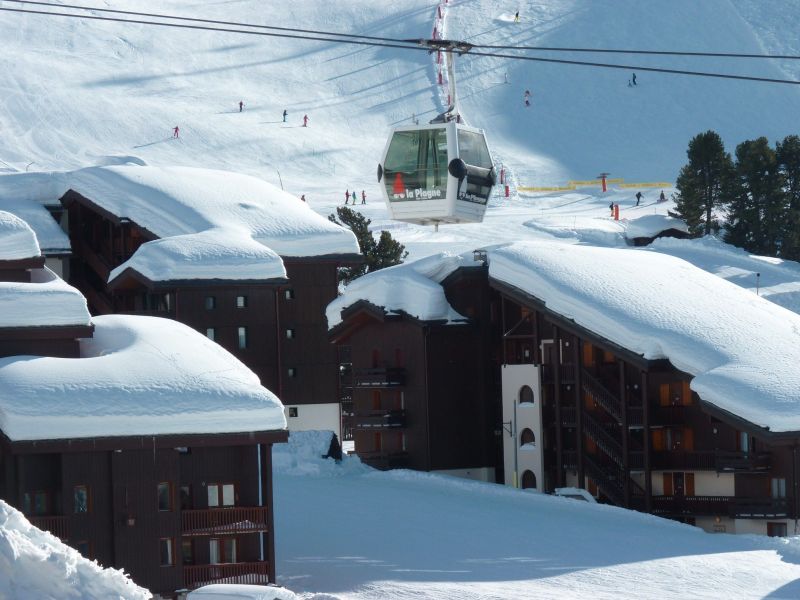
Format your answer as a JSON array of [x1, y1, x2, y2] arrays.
[[1, 4, 799, 86], [7, 0, 800, 62]]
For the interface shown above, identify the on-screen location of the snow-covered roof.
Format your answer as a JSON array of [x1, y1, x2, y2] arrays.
[[626, 214, 688, 239], [326, 253, 471, 329], [0, 500, 150, 600], [0, 210, 40, 260], [0, 267, 91, 328], [63, 166, 358, 283], [0, 176, 72, 254], [489, 241, 800, 432], [0, 314, 286, 441]]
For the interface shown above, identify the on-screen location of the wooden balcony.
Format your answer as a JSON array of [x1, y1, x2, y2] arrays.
[[560, 405, 577, 427], [353, 409, 406, 429], [182, 507, 269, 536], [30, 515, 70, 541], [352, 367, 406, 388], [651, 405, 689, 426], [732, 498, 790, 519], [582, 369, 623, 424], [651, 451, 770, 472], [651, 495, 732, 516], [541, 363, 576, 385], [184, 561, 269, 589]]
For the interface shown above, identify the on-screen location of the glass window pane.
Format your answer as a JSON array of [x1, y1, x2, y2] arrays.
[[74, 486, 88, 513], [224, 538, 237, 564], [205, 296, 215, 310], [157, 483, 171, 511], [34, 492, 48, 515], [384, 128, 448, 202], [222, 484, 235, 507], [22, 493, 31, 515], [181, 540, 194, 565], [209, 539, 220, 564], [206, 328, 215, 341], [457, 130, 492, 168], [159, 538, 173, 566], [208, 484, 219, 507], [238, 327, 247, 349], [236, 296, 247, 308]]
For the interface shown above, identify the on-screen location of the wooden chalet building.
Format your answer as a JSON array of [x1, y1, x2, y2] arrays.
[[0, 211, 289, 598], [328, 255, 500, 479], [54, 165, 360, 438], [329, 241, 800, 536]]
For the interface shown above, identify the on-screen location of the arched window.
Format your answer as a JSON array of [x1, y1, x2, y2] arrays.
[[521, 470, 537, 489], [520, 428, 535, 447], [519, 385, 534, 404]]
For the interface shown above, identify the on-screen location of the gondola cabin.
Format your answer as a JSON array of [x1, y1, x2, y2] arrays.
[[378, 121, 495, 226]]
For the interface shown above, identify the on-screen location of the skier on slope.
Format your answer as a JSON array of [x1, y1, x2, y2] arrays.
[[283, 109, 288, 122], [344, 190, 350, 205], [239, 100, 244, 112], [609, 201, 614, 216], [173, 126, 180, 138], [635, 191, 643, 206], [659, 190, 666, 202], [514, 10, 520, 23], [361, 190, 366, 205], [303, 114, 309, 127], [632, 72, 637, 86]]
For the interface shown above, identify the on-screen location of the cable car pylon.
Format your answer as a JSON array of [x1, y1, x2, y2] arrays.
[[378, 39, 496, 230]]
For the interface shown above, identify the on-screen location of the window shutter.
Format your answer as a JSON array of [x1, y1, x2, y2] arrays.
[[685, 473, 695, 496], [662, 473, 673, 496], [659, 383, 670, 407]]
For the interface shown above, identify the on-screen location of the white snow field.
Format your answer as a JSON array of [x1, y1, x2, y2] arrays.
[[0, 501, 149, 600], [3, 1, 800, 598], [274, 432, 800, 600]]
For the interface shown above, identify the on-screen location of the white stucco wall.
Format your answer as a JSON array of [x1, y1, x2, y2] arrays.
[[284, 402, 341, 439], [650, 471, 734, 496], [433, 467, 496, 483], [501, 363, 543, 490]]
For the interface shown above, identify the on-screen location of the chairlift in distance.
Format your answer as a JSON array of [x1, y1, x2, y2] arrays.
[[377, 40, 496, 229]]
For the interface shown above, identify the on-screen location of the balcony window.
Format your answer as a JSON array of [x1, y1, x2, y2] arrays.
[[157, 482, 172, 512], [206, 328, 216, 342], [208, 483, 235, 508], [284, 289, 295, 300], [772, 478, 787, 499], [180, 485, 193, 510], [288, 367, 297, 378], [34, 491, 49, 516], [204, 296, 216, 310], [159, 538, 174, 566], [181, 539, 194, 566], [73, 485, 90, 514], [236, 295, 248, 308], [767, 522, 787, 537], [209, 538, 237, 564], [237, 327, 247, 349], [286, 328, 295, 339]]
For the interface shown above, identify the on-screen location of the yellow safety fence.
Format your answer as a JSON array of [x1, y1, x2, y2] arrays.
[[518, 178, 671, 193]]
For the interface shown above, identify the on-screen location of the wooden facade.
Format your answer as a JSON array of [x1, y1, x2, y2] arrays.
[[330, 267, 501, 477], [61, 190, 359, 408], [493, 278, 800, 534]]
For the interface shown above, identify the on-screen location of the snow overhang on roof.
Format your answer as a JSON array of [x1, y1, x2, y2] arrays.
[[326, 253, 474, 330], [0, 314, 287, 441], [626, 214, 688, 239], [488, 241, 800, 433], [0, 211, 40, 261], [60, 165, 359, 283], [0, 267, 91, 328]]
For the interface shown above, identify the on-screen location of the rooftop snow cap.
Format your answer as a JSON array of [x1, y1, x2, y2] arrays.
[[625, 214, 688, 240], [0, 210, 41, 260], [326, 252, 474, 329], [0, 314, 287, 441], [62, 165, 360, 283], [0, 173, 72, 254], [489, 241, 800, 433]]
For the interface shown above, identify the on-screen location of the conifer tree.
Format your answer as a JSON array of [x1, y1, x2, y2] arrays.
[[672, 131, 734, 236], [777, 135, 800, 260], [329, 206, 408, 285], [725, 137, 783, 255]]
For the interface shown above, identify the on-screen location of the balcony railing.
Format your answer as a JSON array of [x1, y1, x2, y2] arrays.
[[651, 451, 770, 472], [182, 507, 269, 536], [732, 498, 790, 518], [353, 409, 406, 429], [562, 450, 578, 470], [352, 368, 406, 388], [560, 406, 577, 427], [30, 515, 70, 541], [583, 410, 624, 467], [651, 495, 732, 516], [541, 363, 576, 385], [582, 369, 623, 423], [184, 561, 269, 589]]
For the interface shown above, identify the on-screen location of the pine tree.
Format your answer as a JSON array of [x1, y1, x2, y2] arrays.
[[777, 135, 800, 260], [329, 206, 408, 285], [671, 131, 734, 236], [725, 137, 783, 255]]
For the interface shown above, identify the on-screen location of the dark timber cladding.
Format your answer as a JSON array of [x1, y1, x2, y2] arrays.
[[61, 189, 361, 406], [492, 275, 800, 530], [330, 266, 501, 477], [0, 429, 288, 596]]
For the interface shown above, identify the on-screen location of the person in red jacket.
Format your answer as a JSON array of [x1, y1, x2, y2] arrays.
[[303, 114, 309, 127], [173, 126, 180, 138], [361, 190, 366, 205]]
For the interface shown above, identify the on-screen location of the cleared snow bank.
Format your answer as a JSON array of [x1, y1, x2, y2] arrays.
[[489, 241, 800, 431], [0, 314, 286, 440], [0, 500, 149, 600]]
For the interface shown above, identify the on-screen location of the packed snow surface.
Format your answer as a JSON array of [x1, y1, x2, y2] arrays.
[[0, 210, 39, 260], [0, 267, 91, 328], [326, 252, 471, 329], [187, 583, 299, 600], [273, 432, 800, 600], [0, 314, 286, 441], [489, 241, 800, 431], [0, 500, 149, 600]]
